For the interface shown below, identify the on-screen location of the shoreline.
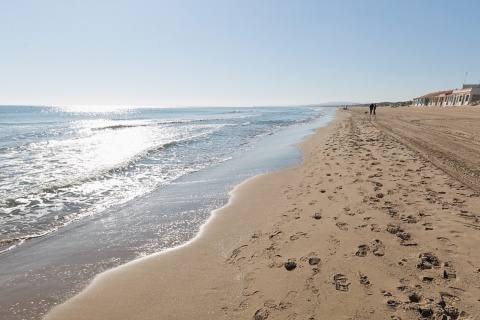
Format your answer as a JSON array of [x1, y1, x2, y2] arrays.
[[43, 112, 340, 320], [45, 107, 480, 319]]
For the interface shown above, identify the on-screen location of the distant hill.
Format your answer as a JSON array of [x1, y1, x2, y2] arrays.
[[316, 102, 362, 107], [298, 102, 362, 107]]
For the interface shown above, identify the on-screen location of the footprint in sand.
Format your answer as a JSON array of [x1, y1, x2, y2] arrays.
[[436, 236, 456, 247], [243, 270, 258, 290], [334, 274, 350, 292], [439, 292, 462, 317], [343, 207, 355, 216], [407, 292, 423, 303], [251, 230, 263, 243], [397, 232, 418, 246], [359, 273, 373, 295], [403, 215, 418, 224], [443, 261, 457, 279], [269, 230, 283, 240], [335, 221, 348, 231], [263, 300, 277, 309], [278, 291, 298, 310], [227, 245, 248, 264], [238, 298, 249, 310], [417, 252, 441, 270], [253, 308, 269, 320], [289, 232, 307, 241], [396, 232, 411, 241], [423, 222, 434, 231], [386, 224, 403, 234], [371, 239, 385, 256], [355, 244, 370, 257], [422, 276, 435, 283], [300, 252, 321, 266]]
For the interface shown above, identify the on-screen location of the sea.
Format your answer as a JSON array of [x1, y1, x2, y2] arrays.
[[0, 105, 335, 319]]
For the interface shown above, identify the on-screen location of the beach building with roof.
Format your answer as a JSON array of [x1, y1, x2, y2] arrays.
[[413, 90, 452, 107], [413, 84, 480, 107]]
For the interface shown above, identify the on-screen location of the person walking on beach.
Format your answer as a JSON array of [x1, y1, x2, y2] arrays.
[[369, 103, 374, 115], [373, 103, 377, 115]]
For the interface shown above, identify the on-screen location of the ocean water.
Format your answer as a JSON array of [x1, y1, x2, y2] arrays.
[[0, 105, 332, 253]]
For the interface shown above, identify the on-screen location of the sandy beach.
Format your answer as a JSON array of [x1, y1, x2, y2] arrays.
[[44, 106, 480, 320]]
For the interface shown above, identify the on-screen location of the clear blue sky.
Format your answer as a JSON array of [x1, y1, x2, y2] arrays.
[[1, 0, 479, 107]]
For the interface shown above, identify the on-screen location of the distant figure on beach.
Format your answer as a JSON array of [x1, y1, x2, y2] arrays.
[[369, 103, 374, 115], [373, 103, 377, 115]]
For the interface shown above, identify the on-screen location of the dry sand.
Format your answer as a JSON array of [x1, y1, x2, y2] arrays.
[[45, 107, 480, 320]]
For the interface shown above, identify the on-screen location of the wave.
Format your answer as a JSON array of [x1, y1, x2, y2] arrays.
[[84, 114, 260, 132], [36, 140, 181, 195], [1, 118, 239, 204], [91, 124, 150, 131], [0, 202, 111, 254], [0, 128, 216, 209], [0, 238, 25, 254]]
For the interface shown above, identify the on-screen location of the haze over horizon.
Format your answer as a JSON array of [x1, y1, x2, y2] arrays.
[[1, 0, 479, 107]]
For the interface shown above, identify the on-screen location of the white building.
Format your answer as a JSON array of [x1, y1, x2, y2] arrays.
[[413, 84, 480, 107]]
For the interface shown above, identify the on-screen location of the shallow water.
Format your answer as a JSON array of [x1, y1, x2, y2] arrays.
[[0, 106, 329, 253]]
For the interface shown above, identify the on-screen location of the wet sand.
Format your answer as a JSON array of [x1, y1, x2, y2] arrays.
[[45, 107, 480, 320]]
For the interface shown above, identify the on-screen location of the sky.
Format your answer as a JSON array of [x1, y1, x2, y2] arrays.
[[1, 0, 479, 107]]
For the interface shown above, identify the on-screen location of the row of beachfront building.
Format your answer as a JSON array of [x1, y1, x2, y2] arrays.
[[412, 84, 480, 107]]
